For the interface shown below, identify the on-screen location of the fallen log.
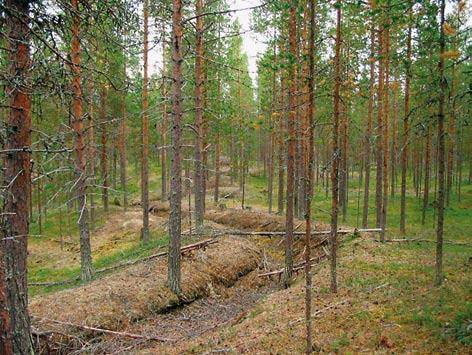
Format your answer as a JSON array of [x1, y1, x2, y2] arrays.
[[33, 317, 175, 342], [182, 228, 382, 238], [258, 253, 327, 278], [29, 239, 217, 287]]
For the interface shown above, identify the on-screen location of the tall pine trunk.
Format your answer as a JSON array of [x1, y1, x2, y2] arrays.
[[161, 35, 168, 201], [141, 0, 150, 241], [277, 65, 286, 214], [0, 0, 34, 352], [87, 82, 96, 230], [100, 86, 109, 212], [194, 0, 205, 227], [422, 117, 432, 225], [304, 1, 316, 351], [71, 0, 93, 281], [120, 57, 128, 211], [362, 26, 375, 229], [435, 0, 446, 286], [330, 0, 342, 294], [380, 26, 390, 242], [284, 2, 297, 288], [268, 32, 277, 214], [168, 0, 184, 294], [399, 6, 411, 234], [375, 25, 384, 228]]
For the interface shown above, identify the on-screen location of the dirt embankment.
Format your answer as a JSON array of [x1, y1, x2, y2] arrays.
[[31, 236, 262, 351]]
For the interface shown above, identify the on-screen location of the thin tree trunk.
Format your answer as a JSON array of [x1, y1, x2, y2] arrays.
[[70, 0, 93, 281], [100, 86, 109, 212], [87, 82, 96, 231], [391, 79, 399, 198], [278, 68, 286, 214], [446, 65, 456, 206], [330, 0, 341, 294], [422, 118, 432, 225], [168, 0, 183, 295], [36, 171, 42, 236], [0, 1, 34, 351], [284, 3, 297, 288], [362, 26, 375, 229], [161, 35, 168, 201], [340, 70, 348, 222], [141, 0, 150, 242], [119, 56, 128, 211], [375, 25, 384, 228], [268, 31, 277, 214], [194, 0, 205, 228], [214, 29, 221, 204], [213, 26, 222, 205], [304, 1, 315, 351], [435, 0, 446, 286], [381, 26, 390, 242]]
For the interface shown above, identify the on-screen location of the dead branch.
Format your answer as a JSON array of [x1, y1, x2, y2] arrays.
[[182, 228, 382, 238], [32, 317, 175, 342]]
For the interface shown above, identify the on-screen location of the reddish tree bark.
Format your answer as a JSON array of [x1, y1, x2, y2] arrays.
[[0, 0, 34, 352]]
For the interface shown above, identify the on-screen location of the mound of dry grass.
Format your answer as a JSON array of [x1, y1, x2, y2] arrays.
[[205, 208, 326, 232], [30, 237, 261, 345]]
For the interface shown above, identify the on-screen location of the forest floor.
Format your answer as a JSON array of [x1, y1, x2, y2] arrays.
[[28, 170, 472, 353]]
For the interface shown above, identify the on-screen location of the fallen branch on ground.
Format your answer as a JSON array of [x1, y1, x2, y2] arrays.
[[258, 252, 327, 278], [290, 299, 350, 325], [33, 317, 176, 342], [182, 228, 382, 238]]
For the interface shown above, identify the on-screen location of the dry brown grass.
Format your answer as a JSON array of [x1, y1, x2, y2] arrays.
[[30, 236, 262, 348], [205, 208, 327, 232]]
